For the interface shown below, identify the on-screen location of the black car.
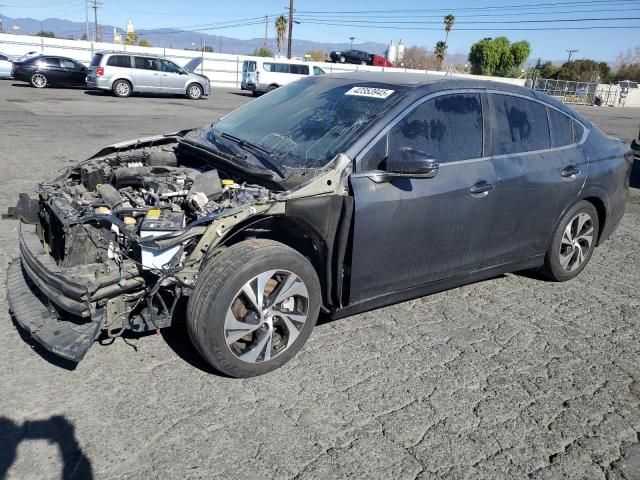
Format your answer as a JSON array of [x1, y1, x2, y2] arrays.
[[12, 55, 87, 88], [329, 49, 371, 65], [7, 73, 633, 377]]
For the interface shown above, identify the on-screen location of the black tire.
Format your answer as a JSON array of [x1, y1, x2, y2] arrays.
[[186, 82, 203, 100], [360, 61, 367, 65], [266, 84, 278, 93], [251, 90, 260, 96], [541, 200, 599, 281], [339, 56, 345, 63], [187, 239, 321, 377], [29, 73, 47, 88], [112, 79, 132, 97]]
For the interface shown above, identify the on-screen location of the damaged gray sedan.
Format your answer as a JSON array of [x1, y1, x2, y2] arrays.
[[7, 72, 632, 377]]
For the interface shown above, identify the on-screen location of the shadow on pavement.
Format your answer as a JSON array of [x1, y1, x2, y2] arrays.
[[0, 416, 93, 479]]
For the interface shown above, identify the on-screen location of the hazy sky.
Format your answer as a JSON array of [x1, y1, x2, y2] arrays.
[[3, 0, 639, 61]]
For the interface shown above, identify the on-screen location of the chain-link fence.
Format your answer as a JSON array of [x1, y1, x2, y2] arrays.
[[531, 78, 621, 106]]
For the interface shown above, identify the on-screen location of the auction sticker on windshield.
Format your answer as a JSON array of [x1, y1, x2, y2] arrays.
[[345, 87, 395, 99]]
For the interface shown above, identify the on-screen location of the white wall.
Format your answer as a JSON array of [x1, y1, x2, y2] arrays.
[[0, 33, 530, 89]]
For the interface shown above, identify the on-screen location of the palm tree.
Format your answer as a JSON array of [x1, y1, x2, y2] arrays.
[[444, 14, 456, 45], [275, 15, 288, 56], [434, 41, 447, 71]]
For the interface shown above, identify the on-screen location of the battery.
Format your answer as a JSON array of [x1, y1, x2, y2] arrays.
[[140, 210, 185, 270]]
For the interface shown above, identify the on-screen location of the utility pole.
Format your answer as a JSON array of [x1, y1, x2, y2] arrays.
[[263, 15, 268, 47], [350, 36, 355, 49], [287, 0, 293, 59], [566, 49, 577, 63], [84, 0, 89, 40], [92, 0, 100, 42]]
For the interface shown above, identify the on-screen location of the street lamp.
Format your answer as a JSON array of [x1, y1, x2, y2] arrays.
[[350, 36, 355, 49]]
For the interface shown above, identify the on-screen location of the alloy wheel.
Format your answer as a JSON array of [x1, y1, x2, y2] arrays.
[[31, 74, 46, 88], [188, 84, 201, 99], [559, 212, 594, 272], [115, 82, 130, 96], [224, 269, 309, 363]]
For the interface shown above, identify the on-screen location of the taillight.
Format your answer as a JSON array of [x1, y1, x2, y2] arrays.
[[96, 67, 104, 76]]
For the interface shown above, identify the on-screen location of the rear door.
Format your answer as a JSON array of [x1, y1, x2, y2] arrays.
[[242, 60, 257, 88], [132, 56, 161, 91], [59, 58, 86, 85], [482, 92, 589, 267], [349, 91, 499, 303]]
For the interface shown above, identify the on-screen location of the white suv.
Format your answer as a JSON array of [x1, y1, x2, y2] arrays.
[[86, 52, 211, 99]]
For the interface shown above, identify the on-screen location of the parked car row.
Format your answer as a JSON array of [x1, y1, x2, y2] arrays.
[[5, 51, 212, 99]]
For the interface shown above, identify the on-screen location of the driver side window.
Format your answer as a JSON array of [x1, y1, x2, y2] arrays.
[[361, 93, 483, 172]]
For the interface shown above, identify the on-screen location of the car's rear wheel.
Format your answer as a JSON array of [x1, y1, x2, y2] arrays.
[[30, 73, 47, 88], [112, 79, 132, 97], [266, 84, 278, 93], [187, 239, 321, 378], [186, 83, 202, 100], [541, 200, 599, 281], [251, 90, 260, 96]]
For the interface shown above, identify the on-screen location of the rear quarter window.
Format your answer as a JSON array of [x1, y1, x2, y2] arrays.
[[106, 55, 131, 68], [490, 94, 551, 155], [41, 57, 60, 67], [547, 108, 574, 148]]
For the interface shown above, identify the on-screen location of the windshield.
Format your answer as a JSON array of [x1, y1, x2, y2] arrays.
[[212, 76, 410, 169]]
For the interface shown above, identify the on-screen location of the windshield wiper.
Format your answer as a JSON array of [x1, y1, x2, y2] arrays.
[[219, 131, 286, 179]]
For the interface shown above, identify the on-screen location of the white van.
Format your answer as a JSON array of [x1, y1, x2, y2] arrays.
[[241, 59, 325, 95]]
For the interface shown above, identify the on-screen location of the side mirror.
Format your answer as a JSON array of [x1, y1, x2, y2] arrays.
[[386, 147, 439, 178]]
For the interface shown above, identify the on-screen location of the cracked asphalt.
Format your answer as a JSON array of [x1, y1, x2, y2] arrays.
[[0, 80, 639, 480]]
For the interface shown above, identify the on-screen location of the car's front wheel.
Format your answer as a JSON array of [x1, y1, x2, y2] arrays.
[[187, 239, 321, 377], [541, 200, 599, 281], [186, 83, 203, 100], [30, 73, 47, 88]]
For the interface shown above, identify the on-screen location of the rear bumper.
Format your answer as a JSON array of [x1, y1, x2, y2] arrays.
[[86, 76, 111, 90]]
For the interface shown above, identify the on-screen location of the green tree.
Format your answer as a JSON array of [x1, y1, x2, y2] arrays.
[[138, 38, 152, 47], [468, 36, 531, 77], [251, 46, 273, 57], [539, 61, 560, 78], [434, 41, 447, 71], [275, 15, 287, 55], [123, 32, 139, 46]]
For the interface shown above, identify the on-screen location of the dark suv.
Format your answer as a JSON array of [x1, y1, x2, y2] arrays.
[[329, 49, 372, 65]]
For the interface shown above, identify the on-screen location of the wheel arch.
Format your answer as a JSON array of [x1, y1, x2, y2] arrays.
[[109, 76, 133, 90]]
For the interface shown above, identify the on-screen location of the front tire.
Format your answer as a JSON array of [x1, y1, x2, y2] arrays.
[[112, 79, 132, 97], [186, 82, 203, 100], [187, 239, 321, 378], [30, 73, 47, 88], [541, 201, 599, 281]]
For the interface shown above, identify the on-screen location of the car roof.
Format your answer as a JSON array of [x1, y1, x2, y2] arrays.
[[98, 51, 161, 59]]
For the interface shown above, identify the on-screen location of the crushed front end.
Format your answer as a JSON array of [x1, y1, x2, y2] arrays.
[[7, 136, 280, 361]]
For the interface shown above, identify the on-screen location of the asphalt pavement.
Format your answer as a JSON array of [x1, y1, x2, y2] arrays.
[[0, 80, 639, 480]]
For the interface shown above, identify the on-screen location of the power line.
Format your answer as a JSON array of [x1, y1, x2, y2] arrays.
[[296, 16, 640, 25]]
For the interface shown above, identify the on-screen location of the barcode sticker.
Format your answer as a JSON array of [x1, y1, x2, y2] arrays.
[[345, 87, 395, 99]]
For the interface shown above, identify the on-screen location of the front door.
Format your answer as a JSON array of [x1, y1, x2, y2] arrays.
[[60, 58, 86, 85], [482, 93, 589, 267], [159, 59, 185, 93], [349, 92, 499, 304]]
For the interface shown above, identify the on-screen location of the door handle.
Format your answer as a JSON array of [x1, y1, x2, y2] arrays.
[[470, 182, 495, 196], [562, 166, 581, 178]]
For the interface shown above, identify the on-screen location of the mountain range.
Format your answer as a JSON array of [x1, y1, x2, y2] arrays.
[[0, 15, 469, 65]]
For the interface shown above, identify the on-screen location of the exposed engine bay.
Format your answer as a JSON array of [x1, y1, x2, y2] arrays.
[[9, 133, 352, 361]]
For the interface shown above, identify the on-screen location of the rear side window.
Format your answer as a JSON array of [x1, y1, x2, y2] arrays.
[[290, 64, 309, 75], [243, 61, 256, 72], [41, 57, 60, 67], [134, 57, 159, 70], [490, 94, 550, 155], [313, 66, 325, 75], [547, 108, 574, 148], [573, 121, 585, 142], [107, 55, 131, 68], [91, 53, 103, 66], [388, 93, 483, 163]]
